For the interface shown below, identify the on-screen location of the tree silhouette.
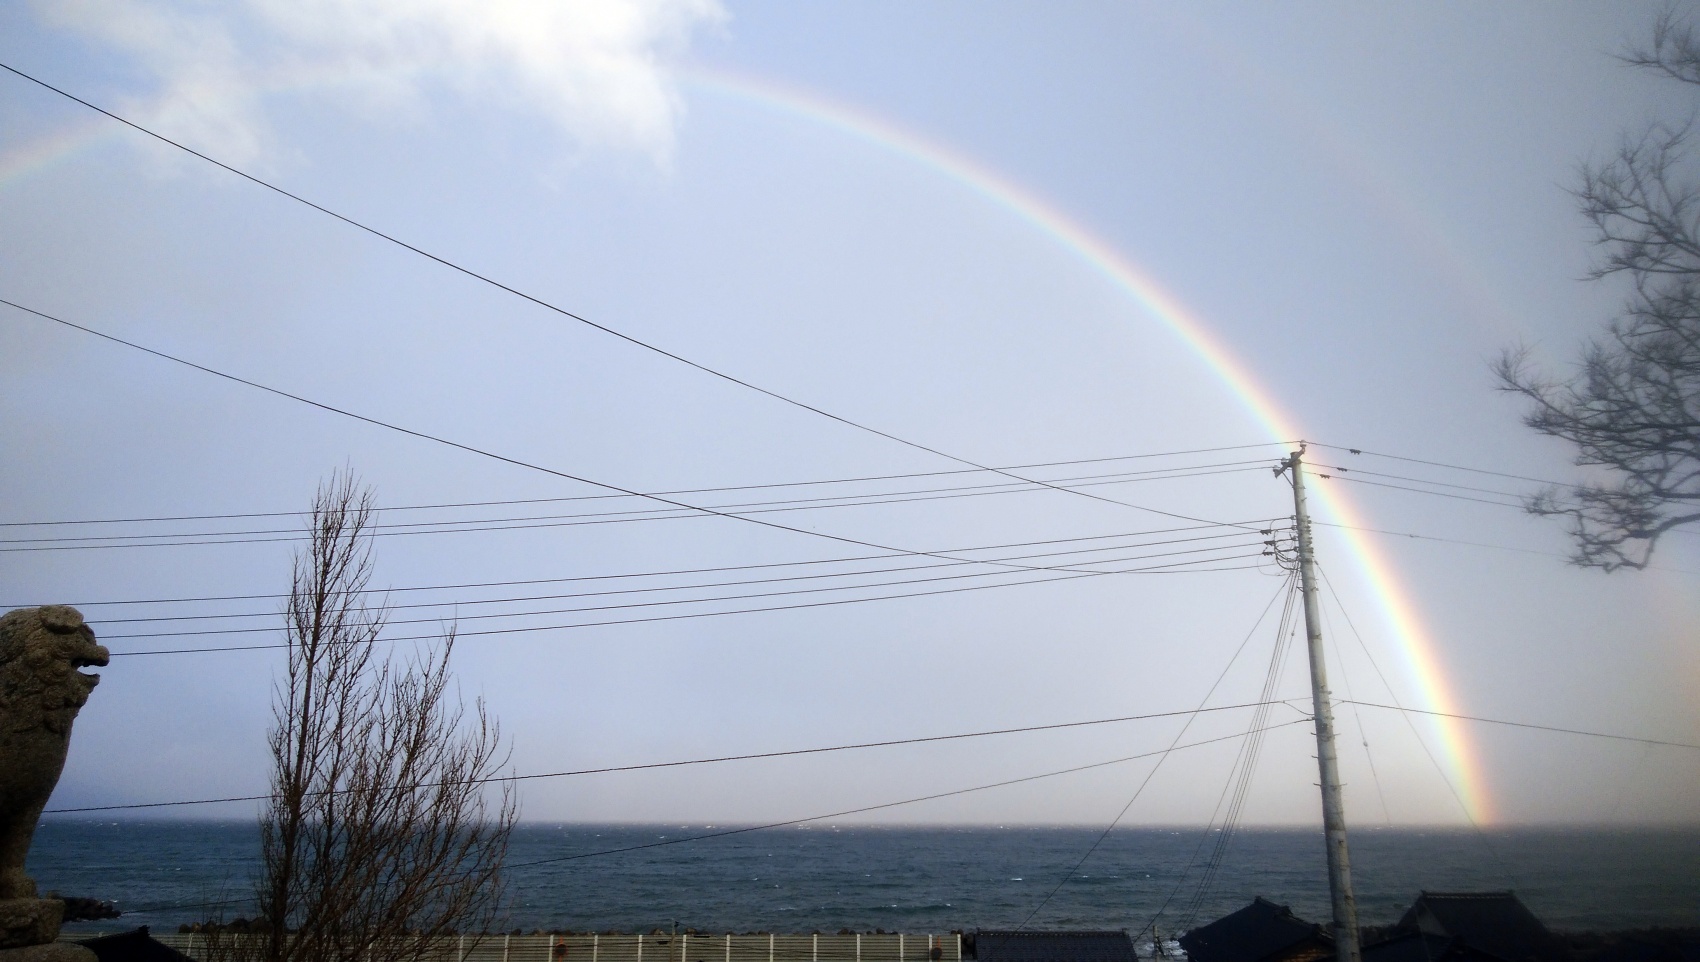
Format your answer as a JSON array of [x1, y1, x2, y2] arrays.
[[1497, 10, 1700, 570], [211, 473, 516, 962]]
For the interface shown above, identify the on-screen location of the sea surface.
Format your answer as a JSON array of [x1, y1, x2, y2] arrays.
[[29, 821, 1700, 938]]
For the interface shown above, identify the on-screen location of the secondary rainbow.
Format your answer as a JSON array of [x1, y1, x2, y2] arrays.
[[684, 66, 1494, 824]]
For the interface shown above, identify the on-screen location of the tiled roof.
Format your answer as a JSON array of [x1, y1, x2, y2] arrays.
[[1178, 898, 1331, 962], [1398, 892, 1564, 962], [972, 931, 1136, 962], [80, 927, 198, 962]]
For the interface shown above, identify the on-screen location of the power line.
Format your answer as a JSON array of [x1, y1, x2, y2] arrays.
[[1312, 520, 1564, 558], [1341, 700, 1700, 752], [1312, 442, 1699, 541], [44, 699, 1297, 814], [503, 719, 1317, 871], [49, 503, 1691, 619], [1315, 473, 1524, 510], [1, 446, 1285, 528], [1175, 588, 1302, 933], [1318, 604, 1392, 828], [0, 61, 1279, 533], [86, 530, 1266, 629], [1137, 578, 1302, 939], [1309, 442, 1566, 487], [0, 297, 1254, 584], [9, 521, 1280, 609], [4, 462, 1267, 543], [1018, 573, 1297, 930], [95, 538, 1270, 641], [1312, 519, 1698, 575], [108, 552, 1274, 656], [1316, 465, 1542, 502], [0, 462, 1272, 552], [1313, 563, 1521, 888], [116, 716, 1318, 918]]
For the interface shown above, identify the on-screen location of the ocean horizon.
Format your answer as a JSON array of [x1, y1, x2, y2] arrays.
[[29, 820, 1700, 937]]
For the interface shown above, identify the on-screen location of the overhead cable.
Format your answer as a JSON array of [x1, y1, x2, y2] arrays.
[[1309, 442, 1566, 488], [1176, 590, 1300, 933], [8, 521, 1282, 610], [1314, 563, 1520, 886], [0, 462, 1272, 552], [0, 61, 1277, 533], [503, 718, 1318, 871], [1316, 473, 1524, 510], [0, 296, 1251, 584], [1312, 443, 1695, 541], [2, 446, 1284, 528], [97, 539, 1269, 641], [1340, 700, 1700, 752], [108, 552, 1274, 656], [89, 530, 1264, 635], [1139, 578, 1301, 938], [45, 698, 1298, 814], [114, 716, 1319, 918], [1017, 573, 1298, 930], [1317, 465, 1547, 502]]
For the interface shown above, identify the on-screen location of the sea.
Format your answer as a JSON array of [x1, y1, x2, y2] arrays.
[[28, 821, 1700, 939]]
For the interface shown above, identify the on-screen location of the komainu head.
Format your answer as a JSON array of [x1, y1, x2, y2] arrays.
[[0, 605, 110, 736]]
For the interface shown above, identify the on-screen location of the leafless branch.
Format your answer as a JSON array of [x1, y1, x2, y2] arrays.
[[209, 473, 516, 962], [1498, 13, 1700, 570]]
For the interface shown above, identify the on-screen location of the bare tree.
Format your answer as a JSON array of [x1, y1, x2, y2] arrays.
[[1496, 9, 1700, 570], [221, 473, 517, 962]]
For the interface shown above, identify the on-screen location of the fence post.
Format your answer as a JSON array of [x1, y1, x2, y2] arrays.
[[768, 934, 774, 962], [725, 934, 731, 962], [639, 934, 644, 962], [593, 934, 599, 962], [813, 934, 818, 962]]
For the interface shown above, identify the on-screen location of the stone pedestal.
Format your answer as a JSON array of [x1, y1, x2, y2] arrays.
[[0, 944, 98, 962], [0, 900, 61, 950], [0, 899, 95, 962]]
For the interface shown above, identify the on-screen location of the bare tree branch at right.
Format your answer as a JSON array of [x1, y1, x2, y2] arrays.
[[1496, 9, 1700, 570]]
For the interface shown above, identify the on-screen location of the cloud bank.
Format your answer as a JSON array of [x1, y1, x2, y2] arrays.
[[33, 0, 727, 163]]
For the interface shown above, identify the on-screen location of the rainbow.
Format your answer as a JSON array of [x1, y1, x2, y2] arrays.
[[0, 61, 1493, 822], [0, 115, 107, 187], [684, 65, 1494, 824]]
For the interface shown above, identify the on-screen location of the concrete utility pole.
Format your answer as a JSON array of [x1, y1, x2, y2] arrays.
[[1282, 446, 1361, 962]]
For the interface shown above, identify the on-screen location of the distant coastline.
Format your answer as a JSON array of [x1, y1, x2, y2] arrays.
[[32, 822, 1700, 935]]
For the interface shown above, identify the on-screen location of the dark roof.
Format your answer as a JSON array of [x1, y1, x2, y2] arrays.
[[79, 928, 197, 962], [1363, 930, 1503, 962], [1179, 898, 1331, 962], [1593, 934, 1700, 962], [972, 931, 1135, 962], [1397, 892, 1564, 962]]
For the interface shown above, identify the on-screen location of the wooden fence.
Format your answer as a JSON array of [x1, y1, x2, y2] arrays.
[[150, 931, 964, 962]]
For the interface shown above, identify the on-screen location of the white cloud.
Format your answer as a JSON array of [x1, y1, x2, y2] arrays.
[[33, 0, 726, 163]]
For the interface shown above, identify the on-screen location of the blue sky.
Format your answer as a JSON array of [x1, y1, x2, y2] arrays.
[[2, 2, 1697, 829]]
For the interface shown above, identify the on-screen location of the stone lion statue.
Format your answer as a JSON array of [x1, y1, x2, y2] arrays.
[[0, 606, 108, 903]]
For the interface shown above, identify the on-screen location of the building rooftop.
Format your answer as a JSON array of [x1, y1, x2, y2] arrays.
[[1178, 897, 1332, 962], [971, 931, 1136, 962]]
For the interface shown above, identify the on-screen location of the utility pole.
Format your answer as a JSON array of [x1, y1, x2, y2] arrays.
[[1281, 445, 1361, 962]]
